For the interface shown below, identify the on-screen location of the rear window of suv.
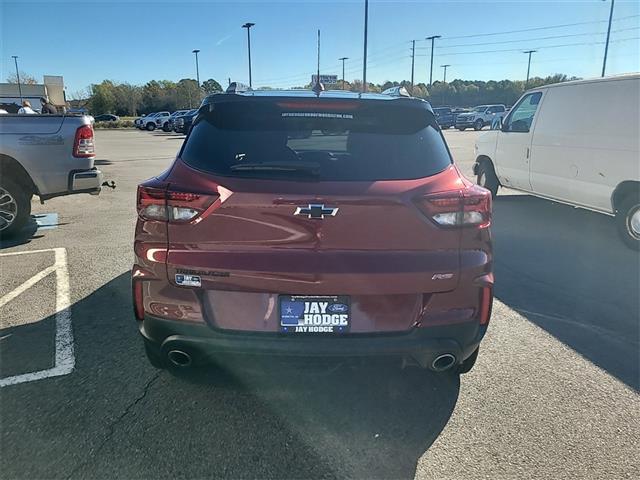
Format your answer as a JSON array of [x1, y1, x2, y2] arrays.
[[180, 99, 452, 181]]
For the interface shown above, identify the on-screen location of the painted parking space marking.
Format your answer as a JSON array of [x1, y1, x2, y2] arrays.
[[0, 248, 73, 387]]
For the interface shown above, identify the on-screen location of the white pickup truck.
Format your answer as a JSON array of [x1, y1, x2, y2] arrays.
[[0, 114, 104, 236], [474, 74, 639, 249], [138, 111, 171, 131]]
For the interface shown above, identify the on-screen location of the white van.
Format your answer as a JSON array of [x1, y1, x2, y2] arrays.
[[474, 74, 640, 249]]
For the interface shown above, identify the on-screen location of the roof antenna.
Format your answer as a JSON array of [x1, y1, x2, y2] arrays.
[[312, 29, 324, 96]]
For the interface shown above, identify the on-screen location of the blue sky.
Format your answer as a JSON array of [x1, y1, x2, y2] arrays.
[[1, 0, 638, 94]]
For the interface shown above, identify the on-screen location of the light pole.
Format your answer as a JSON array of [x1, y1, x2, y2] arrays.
[[11, 55, 23, 102], [339, 57, 348, 90], [362, 0, 369, 92], [602, 0, 615, 77], [426, 35, 441, 88], [242, 22, 255, 88], [410, 40, 416, 91], [192, 49, 200, 87], [524, 50, 536, 88], [441, 64, 451, 83]]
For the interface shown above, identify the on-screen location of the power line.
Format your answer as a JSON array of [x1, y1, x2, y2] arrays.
[[431, 36, 639, 57], [415, 26, 639, 50], [440, 14, 639, 40]]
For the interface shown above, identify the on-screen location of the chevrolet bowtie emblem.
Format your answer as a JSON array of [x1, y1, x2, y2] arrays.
[[294, 204, 339, 219]]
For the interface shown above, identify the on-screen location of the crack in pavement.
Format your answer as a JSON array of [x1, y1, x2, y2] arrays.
[[65, 371, 161, 479]]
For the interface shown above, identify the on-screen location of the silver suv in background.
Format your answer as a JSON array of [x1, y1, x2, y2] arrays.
[[456, 104, 507, 131], [0, 114, 103, 236]]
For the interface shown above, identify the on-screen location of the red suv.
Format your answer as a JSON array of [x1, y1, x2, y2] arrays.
[[132, 88, 493, 374]]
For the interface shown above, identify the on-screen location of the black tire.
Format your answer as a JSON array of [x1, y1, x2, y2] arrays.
[[146, 122, 156, 131], [456, 347, 479, 374], [615, 194, 640, 251], [162, 122, 170, 132], [476, 160, 499, 198], [473, 119, 484, 131], [0, 178, 31, 238], [457, 127, 466, 131], [144, 340, 166, 369]]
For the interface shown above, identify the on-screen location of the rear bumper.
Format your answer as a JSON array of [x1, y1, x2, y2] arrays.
[[39, 167, 103, 200], [139, 314, 487, 368]]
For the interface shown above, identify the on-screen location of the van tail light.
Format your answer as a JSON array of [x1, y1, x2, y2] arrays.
[[137, 185, 219, 223], [416, 185, 492, 228], [73, 124, 95, 158]]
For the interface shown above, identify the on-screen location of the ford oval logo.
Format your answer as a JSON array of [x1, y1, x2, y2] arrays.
[[328, 303, 348, 313]]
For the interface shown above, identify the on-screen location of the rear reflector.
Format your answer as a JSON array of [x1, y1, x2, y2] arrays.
[[73, 125, 95, 158], [416, 185, 491, 228], [137, 185, 219, 223], [133, 279, 144, 320], [479, 286, 492, 325]]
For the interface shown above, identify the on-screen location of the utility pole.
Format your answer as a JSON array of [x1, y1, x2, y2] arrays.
[[242, 22, 255, 88], [524, 50, 536, 88], [441, 64, 451, 83], [192, 49, 201, 99], [602, 0, 615, 77], [11, 55, 23, 102], [339, 57, 348, 90], [362, 0, 369, 92], [426, 35, 441, 88], [410, 40, 416, 91]]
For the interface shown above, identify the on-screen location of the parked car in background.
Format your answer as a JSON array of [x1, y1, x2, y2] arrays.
[[142, 111, 171, 131], [0, 113, 103, 236], [456, 104, 506, 131], [135, 113, 155, 129], [94, 114, 119, 122], [174, 109, 198, 133], [133, 89, 493, 374], [474, 74, 639, 249], [432, 107, 456, 129], [166, 110, 188, 132]]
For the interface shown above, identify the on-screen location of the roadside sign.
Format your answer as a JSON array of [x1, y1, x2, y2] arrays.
[[312, 74, 338, 85]]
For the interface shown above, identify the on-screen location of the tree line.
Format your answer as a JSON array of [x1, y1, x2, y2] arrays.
[[69, 74, 575, 115]]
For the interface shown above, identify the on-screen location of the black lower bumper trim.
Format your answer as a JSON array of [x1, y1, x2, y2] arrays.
[[140, 315, 487, 368]]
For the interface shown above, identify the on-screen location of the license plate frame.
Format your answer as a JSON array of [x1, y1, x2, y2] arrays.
[[279, 295, 350, 334]]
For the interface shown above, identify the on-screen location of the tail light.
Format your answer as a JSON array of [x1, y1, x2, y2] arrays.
[[137, 185, 219, 223], [73, 124, 95, 157], [416, 185, 491, 228]]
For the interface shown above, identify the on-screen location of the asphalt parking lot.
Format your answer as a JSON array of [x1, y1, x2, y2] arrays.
[[1, 129, 638, 479]]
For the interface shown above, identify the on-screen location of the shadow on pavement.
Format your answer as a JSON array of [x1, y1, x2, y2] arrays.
[[492, 194, 639, 390], [0, 217, 42, 249], [1, 272, 460, 479], [94, 159, 114, 166]]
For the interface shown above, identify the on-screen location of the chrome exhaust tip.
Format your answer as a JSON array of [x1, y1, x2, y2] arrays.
[[167, 350, 192, 367], [431, 353, 457, 372]]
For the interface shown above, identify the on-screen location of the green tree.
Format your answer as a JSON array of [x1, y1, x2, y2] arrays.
[[88, 80, 117, 114], [202, 78, 223, 94]]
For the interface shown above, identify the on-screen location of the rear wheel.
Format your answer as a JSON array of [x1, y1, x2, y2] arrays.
[[0, 178, 31, 238], [616, 194, 640, 250], [457, 127, 466, 131], [146, 122, 156, 131], [162, 122, 170, 132], [476, 160, 499, 198], [456, 347, 479, 374], [473, 119, 483, 131]]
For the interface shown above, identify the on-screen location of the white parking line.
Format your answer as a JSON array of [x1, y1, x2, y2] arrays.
[[0, 248, 74, 387]]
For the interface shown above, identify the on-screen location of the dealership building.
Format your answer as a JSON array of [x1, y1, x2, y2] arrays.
[[0, 75, 66, 113]]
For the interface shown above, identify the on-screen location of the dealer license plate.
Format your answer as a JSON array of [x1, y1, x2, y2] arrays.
[[279, 295, 350, 334]]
